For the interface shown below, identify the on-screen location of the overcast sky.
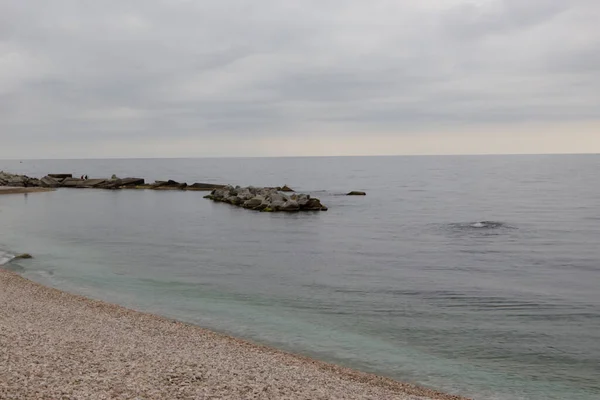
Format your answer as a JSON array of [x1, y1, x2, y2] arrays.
[[1, 0, 599, 158]]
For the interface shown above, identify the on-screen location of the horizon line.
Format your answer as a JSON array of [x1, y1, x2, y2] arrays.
[[2, 152, 600, 162]]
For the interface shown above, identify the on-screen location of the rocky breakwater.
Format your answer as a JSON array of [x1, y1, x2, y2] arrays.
[[0, 172, 225, 191], [204, 186, 327, 212], [0, 171, 41, 187]]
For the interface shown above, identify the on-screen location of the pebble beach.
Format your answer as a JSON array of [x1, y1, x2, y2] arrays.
[[0, 269, 469, 400]]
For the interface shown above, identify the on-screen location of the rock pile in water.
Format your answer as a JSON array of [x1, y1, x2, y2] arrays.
[[204, 186, 327, 212], [1, 171, 328, 212]]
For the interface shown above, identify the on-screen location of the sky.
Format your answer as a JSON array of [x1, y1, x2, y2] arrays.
[[1, 0, 599, 159]]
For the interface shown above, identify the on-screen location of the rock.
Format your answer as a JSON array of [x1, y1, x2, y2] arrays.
[[280, 200, 300, 211], [40, 176, 61, 188], [269, 200, 286, 211], [60, 178, 85, 187], [14, 253, 33, 260], [243, 196, 264, 209], [151, 180, 187, 190], [111, 174, 120, 180], [268, 193, 287, 203], [347, 191, 366, 196], [279, 185, 295, 192], [228, 196, 243, 205], [77, 179, 107, 188], [302, 198, 328, 211], [120, 178, 145, 186], [48, 174, 72, 179], [98, 179, 124, 189], [27, 178, 42, 187], [6, 176, 25, 187], [186, 183, 226, 191], [237, 188, 253, 201]]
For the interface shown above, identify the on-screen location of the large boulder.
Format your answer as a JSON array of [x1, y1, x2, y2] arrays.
[[120, 177, 145, 186], [6, 176, 26, 187], [60, 178, 85, 188], [96, 179, 123, 189], [268, 199, 286, 211], [26, 178, 42, 187], [40, 176, 61, 188], [151, 180, 187, 190], [296, 194, 310, 206], [227, 195, 243, 205], [280, 200, 300, 211], [243, 196, 264, 209], [301, 198, 328, 211]]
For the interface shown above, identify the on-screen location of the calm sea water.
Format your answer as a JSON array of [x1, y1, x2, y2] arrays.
[[1, 155, 599, 400]]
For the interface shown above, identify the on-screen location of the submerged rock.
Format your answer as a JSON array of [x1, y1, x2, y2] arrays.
[[14, 253, 33, 260], [347, 191, 366, 196]]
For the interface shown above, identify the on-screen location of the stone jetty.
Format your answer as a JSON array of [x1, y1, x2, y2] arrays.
[[0, 171, 327, 212], [204, 186, 327, 212], [0, 171, 223, 191]]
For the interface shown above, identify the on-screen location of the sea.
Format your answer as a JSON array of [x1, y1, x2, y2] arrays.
[[0, 155, 599, 400]]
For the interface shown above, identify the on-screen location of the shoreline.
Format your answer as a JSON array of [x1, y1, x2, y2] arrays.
[[0, 268, 470, 399], [0, 187, 54, 195]]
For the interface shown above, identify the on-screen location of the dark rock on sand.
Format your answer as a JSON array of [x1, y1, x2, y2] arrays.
[[347, 191, 366, 196]]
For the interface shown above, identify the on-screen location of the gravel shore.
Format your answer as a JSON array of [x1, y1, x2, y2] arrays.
[[0, 269, 470, 400]]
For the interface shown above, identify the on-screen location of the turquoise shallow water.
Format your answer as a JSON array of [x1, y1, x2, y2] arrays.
[[1, 155, 599, 400]]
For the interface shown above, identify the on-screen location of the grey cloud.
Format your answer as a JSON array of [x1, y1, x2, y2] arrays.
[[441, 0, 571, 39], [1, 0, 600, 157]]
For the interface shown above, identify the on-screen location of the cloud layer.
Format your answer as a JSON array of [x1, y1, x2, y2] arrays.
[[1, 0, 599, 158]]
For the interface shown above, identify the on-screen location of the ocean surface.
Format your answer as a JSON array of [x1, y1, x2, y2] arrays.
[[1, 155, 599, 400]]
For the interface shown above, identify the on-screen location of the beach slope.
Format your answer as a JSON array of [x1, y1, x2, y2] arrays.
[[0, 269, 468, 399]]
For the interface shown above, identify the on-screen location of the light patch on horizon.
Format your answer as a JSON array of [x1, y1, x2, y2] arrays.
[[1, 0, 599, 159]]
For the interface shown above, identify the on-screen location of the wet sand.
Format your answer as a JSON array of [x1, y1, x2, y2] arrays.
[[0, 269, 470, 400], [0, 187, 54, 195]]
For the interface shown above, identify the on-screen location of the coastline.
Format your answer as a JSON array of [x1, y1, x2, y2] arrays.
[[0, 268, 470, 400], [0, 187, 54, 195]]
